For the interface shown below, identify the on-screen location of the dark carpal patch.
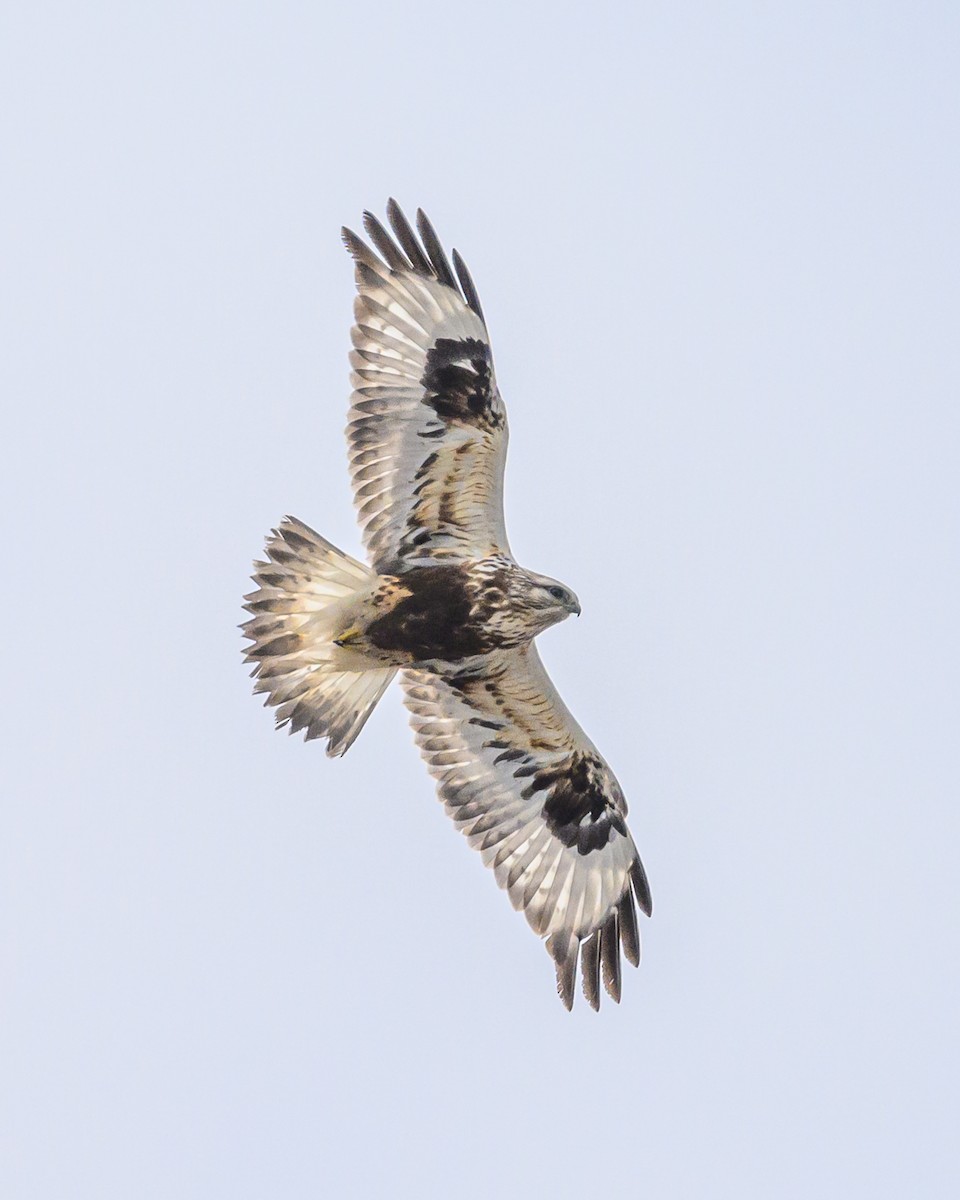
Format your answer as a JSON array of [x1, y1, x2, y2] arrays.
[[421, 337, 503, 430], [520, 752, 628, 854], [366, 565, 494, 662]]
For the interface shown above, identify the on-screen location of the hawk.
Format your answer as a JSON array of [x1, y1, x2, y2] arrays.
[[243, 201, 652, 1009]]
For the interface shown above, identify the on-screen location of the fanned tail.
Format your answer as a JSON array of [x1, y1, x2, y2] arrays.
[[242, 516, 396, 756]]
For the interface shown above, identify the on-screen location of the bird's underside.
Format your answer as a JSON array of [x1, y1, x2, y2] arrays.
[[243, 201, 652, 1010]]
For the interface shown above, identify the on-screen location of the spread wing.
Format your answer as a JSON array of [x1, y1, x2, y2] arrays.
[[402, 647, 652, 1010], [342, 201, 510, 574]]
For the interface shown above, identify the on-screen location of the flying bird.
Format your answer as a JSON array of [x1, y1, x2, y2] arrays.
[[242, 201, 652, 1009]]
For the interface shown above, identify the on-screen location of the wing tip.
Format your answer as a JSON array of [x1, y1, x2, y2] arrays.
[[546, 932, 578, 1011], [452, 247, 485, 322], [341, 225, 364, 259], [632, 858, 653, 918], [361, 208, 410, 271], [580, 931, 601, 1011], [599, 910, 622, 1004], [619, 890, 642, 969], [415, 207, 457, 289], [345, 201, 487, 327]]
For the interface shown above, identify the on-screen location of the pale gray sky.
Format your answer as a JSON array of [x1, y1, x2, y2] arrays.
[[3, 3, 959, 1197]]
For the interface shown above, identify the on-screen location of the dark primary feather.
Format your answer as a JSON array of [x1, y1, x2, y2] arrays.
[[631, 860, 654, 918], [600, 911, 622, 1003], [547, 931, 579, 1011], [618, 891, 642, 968], [580, 931, 601, 1010], [340, 225, 380, 272], [386, 196, 432, 274], [362, 209, 410, 270], [416, 207, 458, 289], [452, 248, 485, 322]]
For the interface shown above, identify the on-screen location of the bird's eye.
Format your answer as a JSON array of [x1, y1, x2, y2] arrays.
[[548, 586, 565, 600]]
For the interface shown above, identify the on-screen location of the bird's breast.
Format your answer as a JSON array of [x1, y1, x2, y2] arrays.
[[364, 563, 510, 666]]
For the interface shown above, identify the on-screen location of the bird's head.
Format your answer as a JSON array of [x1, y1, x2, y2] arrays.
[[513, 568, 581, 633], [471, 559, 581, 647]]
